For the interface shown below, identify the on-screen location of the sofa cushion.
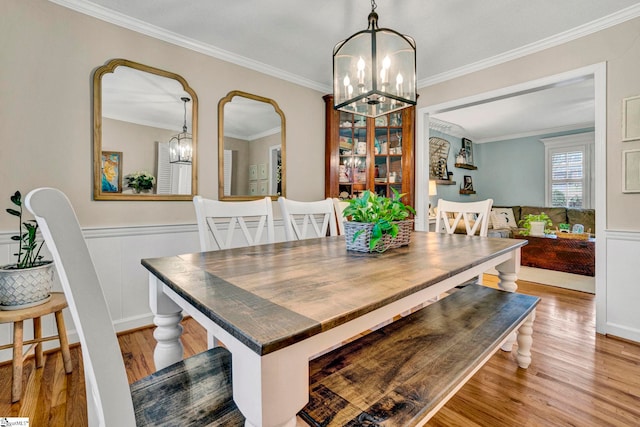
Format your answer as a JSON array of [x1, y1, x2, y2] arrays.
[[567, 208, 596, 235], [520, 206, 567, 229]]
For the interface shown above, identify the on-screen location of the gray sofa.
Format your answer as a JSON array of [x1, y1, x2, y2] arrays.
[[490, 205, 596, 238]]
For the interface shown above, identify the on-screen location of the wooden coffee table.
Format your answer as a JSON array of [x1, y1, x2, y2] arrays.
[[514, 234, 595, 276]]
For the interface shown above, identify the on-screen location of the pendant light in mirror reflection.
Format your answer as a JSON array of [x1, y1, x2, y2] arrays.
[[169, 97, 193, 164], [333, 0, 416, 118]]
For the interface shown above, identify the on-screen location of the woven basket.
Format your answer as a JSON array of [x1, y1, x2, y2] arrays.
[[344, 220, 413, 253], [0, 262, 54, 310]]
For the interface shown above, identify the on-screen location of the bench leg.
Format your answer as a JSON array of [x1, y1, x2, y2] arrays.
[[516, 310, 536, 369]]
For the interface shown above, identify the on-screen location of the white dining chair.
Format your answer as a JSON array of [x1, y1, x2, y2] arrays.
[[25, 188, 243, 427], [435, 198, 494, 237], [435, 198, 494, 286], [193, 195, 274, 251], [332, 198, 350, 236], [278, 197, 338, 240]]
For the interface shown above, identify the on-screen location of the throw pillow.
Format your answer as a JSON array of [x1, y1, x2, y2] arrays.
[[492, 208, 518, 229], [490, 211, 509, 229]]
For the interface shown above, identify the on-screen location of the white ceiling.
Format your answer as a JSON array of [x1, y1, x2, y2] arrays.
[[62, 0, 640, 139]]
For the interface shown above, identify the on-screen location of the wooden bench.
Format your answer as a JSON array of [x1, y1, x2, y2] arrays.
[[299, 284, 539, 427]]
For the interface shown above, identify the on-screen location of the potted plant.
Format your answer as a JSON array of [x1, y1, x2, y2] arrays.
[[124, 171, 155, 193], [519, 212, 553, 237], [0, 191, 54, 310], [342, 189, 416, 252]]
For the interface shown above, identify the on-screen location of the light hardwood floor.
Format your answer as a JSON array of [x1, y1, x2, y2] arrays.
[[1, 277, 639, 426]]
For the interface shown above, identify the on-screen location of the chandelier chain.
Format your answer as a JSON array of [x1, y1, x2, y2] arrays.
[[371, 0, 377, 12]]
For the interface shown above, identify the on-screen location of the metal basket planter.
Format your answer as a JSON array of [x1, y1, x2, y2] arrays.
[[0, 261, 54, 310], [344, 220, 413, 253]]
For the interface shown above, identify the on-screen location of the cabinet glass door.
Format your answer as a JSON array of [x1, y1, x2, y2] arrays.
[[338, 111, 368, 199]]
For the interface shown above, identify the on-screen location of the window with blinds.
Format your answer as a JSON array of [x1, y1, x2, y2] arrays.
[[541, 132, 594, 209], [551, 150, 584, 207]]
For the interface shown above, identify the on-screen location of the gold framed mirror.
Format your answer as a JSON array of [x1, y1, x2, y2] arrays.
[[218, 90, 285, 200], [93, 59, 198, 200]]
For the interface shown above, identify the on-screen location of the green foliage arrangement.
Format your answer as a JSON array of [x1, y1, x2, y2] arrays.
[[125, 171, 155, 192], [342, 189, 415, 250], [5, 191, 46, 269], [518, 212, 553, 236]]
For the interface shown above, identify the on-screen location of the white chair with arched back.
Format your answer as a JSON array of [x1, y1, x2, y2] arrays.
[[193, 195, 274, 251], [435, 198, 494, 287], [332, 198, 350, 236], [435, 198, 494, 237], [278, 197, 338, 241], [25, 188, 243, 427]]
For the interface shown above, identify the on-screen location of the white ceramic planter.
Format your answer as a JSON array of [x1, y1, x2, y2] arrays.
[[0, 262, 54, 310], [529, 221, 546, 237]]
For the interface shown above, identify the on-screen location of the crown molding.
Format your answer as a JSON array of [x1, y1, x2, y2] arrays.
[[475, 123, 594, 144], [418, 3, 640, 88], [50, 0, 640, 93], [48, 0, 330, 93]]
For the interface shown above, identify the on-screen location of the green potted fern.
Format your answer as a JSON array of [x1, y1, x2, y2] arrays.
[[0, 191, 54, 310], [342, 189, 415, 252]]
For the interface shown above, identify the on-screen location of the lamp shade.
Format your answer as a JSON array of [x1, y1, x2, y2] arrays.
[[429, 180, 437, 196], [333, 7, 416, 118]]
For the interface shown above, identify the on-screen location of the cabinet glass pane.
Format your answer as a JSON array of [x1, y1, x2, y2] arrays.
[[389, 130, 403, 155], [389, 112, 402, 127], [375, 128, 388, 155]]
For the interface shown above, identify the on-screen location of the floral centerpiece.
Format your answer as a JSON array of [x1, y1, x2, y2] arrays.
[[342, 189, 415, 253], [125, 171, 155, 193]]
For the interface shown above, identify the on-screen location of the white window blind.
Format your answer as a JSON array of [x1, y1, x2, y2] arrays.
[[541, 132, 594, 209]]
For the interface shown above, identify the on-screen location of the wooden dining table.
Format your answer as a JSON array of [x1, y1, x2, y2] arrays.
[[142, 231, 526, 427]]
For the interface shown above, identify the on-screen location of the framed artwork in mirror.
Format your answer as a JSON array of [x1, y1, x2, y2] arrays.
[[101, 151, 122, 193], [93, 58, 198, 201]]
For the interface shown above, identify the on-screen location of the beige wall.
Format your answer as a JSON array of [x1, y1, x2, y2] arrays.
[[0, 0, 325, 229], [417, 16, 640, 231]]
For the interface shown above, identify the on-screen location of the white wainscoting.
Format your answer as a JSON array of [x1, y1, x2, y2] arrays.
[[0, 221, 288, 362], [603, 230, 640, 343]]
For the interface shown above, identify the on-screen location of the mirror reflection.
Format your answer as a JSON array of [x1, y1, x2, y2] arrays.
[[218, 91, 285, 200], [93, 59, 198, 200]]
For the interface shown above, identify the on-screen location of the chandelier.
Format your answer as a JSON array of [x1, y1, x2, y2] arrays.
[[169, 97, 192, 164], [333, 0, 416, 118]]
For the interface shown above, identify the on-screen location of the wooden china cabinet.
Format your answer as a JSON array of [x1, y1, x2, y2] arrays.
[[323, 94, 415, 207]]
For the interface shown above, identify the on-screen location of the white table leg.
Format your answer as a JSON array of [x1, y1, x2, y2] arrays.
[[148, 275, 184, 370], [496, 248, 520, 351], [516, 310, 536, 369], [231, 346, 308, 427]]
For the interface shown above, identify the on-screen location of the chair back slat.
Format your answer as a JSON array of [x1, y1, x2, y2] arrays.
[[435, 199, 494, 237], [194, 196, 274, 251], [278, 197, 338, 240], [25, 188, 135, 426], [332, 198, 350, 236]]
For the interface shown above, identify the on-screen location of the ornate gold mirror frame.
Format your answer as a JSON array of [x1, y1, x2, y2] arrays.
[[218, 90, 286, 200], [93, 58, 198, 200]]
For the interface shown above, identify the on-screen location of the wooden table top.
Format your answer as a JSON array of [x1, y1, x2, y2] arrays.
[[142, 232, 525, 356]]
